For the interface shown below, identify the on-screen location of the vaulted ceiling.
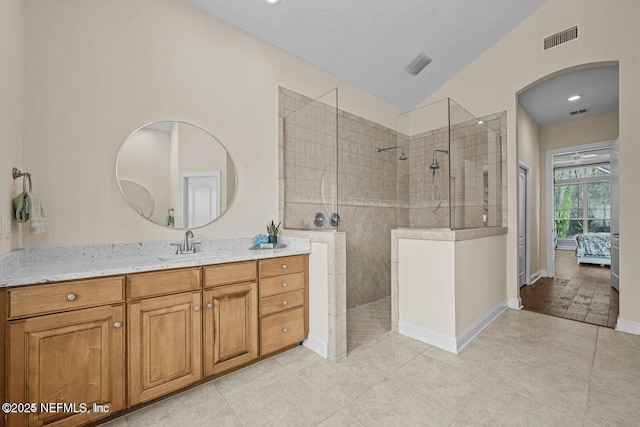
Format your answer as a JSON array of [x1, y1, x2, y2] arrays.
[[184, 0, 548, 110]]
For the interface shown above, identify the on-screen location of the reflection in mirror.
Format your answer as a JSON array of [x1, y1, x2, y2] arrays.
[[116, 121, 236, 229]]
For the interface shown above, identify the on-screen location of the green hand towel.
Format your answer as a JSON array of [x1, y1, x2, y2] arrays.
[[13, 192, 30, 223]]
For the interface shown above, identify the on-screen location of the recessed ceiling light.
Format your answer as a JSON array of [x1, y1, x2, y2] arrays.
[[567, 94, 582, 101], [265, 0, 281, 5], [477, 120, 483, 124]]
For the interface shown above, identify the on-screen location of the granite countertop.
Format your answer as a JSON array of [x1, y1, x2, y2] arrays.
[[0, 236, 311, 287]]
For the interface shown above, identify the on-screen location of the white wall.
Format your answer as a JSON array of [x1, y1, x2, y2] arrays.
[[538, 111, 619, 272], [417, 0, 640, 324], [454, 235, 507, 334], [517, 104, 540, 277], [0, 0, 24, 255], [399, 239, 456, 337], [21, 0, 401, 247], [307, 241, 328, 353]]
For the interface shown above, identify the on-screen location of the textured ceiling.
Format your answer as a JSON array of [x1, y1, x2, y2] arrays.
[[519, 66, 619, 127], [184, 0, 548, 110]]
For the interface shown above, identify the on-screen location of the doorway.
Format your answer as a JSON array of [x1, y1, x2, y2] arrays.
[[180, 172, 221, 228]]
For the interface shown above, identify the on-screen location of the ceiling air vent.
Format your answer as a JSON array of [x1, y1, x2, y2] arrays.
[[544, 25, 579, 50], [405, 52, 432, 76], [569, 108, 589, 116]]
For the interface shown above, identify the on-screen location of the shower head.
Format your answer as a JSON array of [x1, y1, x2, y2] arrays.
[[430, 149, 449, 175], [377, 145, 408, 161]]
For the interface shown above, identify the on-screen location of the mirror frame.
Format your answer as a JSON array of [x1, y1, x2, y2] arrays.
[[116, 120, 237, 229]]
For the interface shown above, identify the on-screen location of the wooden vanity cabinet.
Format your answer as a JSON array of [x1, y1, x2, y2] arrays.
[[5, 277, 126, 427], [2, 254, 309, 426], [203, 261, 258, 376], [258, 255, 309, 356], [126, 268, 202, 406]]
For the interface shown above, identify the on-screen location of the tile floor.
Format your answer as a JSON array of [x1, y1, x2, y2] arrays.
[[346, 296, 391, 352], [521, 250, 618, 328], [103, 308, 640, 426]]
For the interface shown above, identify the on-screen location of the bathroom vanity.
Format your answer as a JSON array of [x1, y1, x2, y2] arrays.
[[0, 239, 310, 427]]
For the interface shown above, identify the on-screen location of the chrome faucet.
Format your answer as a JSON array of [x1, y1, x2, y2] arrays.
[[183, 230, 194, 253], [170, 230, 200, 255]]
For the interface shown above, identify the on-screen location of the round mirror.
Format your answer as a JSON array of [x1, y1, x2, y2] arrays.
[[116, 121, 236, 229]]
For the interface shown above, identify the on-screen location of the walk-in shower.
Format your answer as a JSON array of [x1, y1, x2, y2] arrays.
[[378, 145, 408, 161]]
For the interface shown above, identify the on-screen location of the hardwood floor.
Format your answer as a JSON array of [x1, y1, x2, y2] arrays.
[[520, 250, 618, 328]]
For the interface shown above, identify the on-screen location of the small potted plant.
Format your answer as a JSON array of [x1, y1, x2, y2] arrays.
[[267, 220, 281, 244]]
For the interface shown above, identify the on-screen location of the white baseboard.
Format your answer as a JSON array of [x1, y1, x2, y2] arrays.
[[303, 333, 328, 358], [398, 321, 457, 354], [530, 270, 545, 284], [508, 297, 523, 310], [399, 299, 508, 354], [615, 318, 640, 335], [456, 299, 508, 352]]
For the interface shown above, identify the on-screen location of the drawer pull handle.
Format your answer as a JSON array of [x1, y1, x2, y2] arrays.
[[282, 300, 288, 305], [113, 322, 122, 329], [282, 282, 288, 288], [282, 264, 288, 269], [195, 306, 201, 312], [67, 294, 76, 301], [207, 303, 213, 309], [282, 328, 288, 333]]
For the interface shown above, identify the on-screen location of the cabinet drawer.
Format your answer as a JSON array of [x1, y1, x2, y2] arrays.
[[259, 255, 304, 278], [8, 276, 124, 319], [260, 289, 304, 317], [204, 261, 257, 288], [128, 267, 201, 299], [260, 307, 305, 356], [259, 272, 304, 297]]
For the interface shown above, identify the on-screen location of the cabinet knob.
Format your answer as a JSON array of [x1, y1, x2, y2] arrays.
[[282, 264, 288, 269], [282, 282, 288, 288], [113, 322, 122, 329], [195, 306, 201, 312], [282, 300, 288, 305], [67, 294, 76, 301], [282, 328, 288, 333], [207, 303, 213, 309]]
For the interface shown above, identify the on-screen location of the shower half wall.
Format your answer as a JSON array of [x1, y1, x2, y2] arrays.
[[279, 87, 407, 310]]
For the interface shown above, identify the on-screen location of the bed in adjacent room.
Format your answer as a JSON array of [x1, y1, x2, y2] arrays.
[[575, 232, 611, 266]]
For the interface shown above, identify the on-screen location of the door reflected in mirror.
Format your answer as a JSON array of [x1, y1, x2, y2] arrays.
[[116, 121, 236, 229]]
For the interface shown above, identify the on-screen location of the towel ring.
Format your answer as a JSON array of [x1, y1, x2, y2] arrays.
[[12, 167, 32, 193], [23, 174, 32, 193]]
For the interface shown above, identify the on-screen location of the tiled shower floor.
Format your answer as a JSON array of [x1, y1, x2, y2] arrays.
[[347, 296, 391, 352]]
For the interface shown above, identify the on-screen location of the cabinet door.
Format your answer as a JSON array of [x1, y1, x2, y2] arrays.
[[204, 282, 258, 376], [7, 305, 125, 427], [128, 292, 202, 405]]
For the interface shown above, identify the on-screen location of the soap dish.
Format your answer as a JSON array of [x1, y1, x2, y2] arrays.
[[249, 243, 287, 250]]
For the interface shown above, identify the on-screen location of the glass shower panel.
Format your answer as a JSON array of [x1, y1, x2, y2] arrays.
[[397, 98, 452, 229], [281, 88, 339, 230], [449, 100, 502, 230]]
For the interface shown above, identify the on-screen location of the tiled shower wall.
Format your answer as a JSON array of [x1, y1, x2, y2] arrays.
[[279, 87, 407, 309], [407, 112, 507, 229]]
